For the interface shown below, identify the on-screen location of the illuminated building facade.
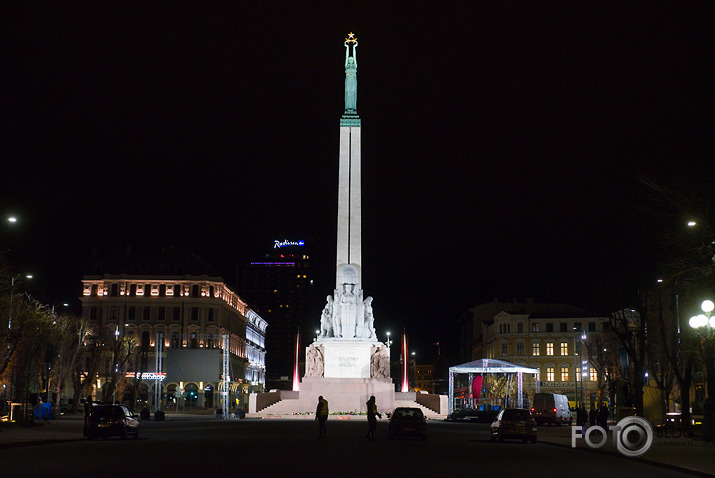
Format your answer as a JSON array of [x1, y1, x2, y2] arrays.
[[465, 300, 608, 406], [80, 274, 266, 410], [242, 239, 315, 390]]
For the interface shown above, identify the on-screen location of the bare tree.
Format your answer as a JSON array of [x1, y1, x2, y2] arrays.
[[609, 307, 647, 416]]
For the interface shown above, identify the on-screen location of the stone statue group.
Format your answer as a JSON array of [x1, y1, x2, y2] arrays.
[[318, 264, 376, 340]]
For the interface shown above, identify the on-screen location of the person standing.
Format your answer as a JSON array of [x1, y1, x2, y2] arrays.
[[577, 404, 587, 435], [589, 406, 598, 427], [365, 395, 382, 440], [316, 396, 329, 438], [83, 395, 92, 437], [599, 403, 609, 432]]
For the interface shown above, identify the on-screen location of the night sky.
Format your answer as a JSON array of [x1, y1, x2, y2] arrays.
[[3, 4, 714, 361]]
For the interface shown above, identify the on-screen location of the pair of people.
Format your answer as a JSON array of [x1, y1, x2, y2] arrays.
[[315, 395, 382, 439]]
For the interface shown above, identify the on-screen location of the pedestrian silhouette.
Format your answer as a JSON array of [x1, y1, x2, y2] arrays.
[[366, 395, 382, 440], [599, 403, 609, 432], [316, 396, 329, 438], [589, 406, 597, 427]]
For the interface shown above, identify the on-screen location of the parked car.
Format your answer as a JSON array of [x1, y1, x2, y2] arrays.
[[446, 408, 481, 422], [388, 407, 427, 440], [490, 408, 537, 443], [87, 404, 139, 440], [531, 392, 572, 426]]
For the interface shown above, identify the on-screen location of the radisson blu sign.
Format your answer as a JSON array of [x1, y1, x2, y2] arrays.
[[274, 239, 305, 249]]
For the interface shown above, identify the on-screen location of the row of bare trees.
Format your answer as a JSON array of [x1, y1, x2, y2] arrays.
[[1, 267, 141, 419], [585, 179, 714, 423]]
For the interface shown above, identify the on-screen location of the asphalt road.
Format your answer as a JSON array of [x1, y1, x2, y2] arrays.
[[0, 419, 699, 478]]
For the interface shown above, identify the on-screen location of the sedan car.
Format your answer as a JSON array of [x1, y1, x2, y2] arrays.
[[490, 408, 537, 443], [87, 404, 139, 440], [388, 407, 427, 440], [446, 408, 481, 422]]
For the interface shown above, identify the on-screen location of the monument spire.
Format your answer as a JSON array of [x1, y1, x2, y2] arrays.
[[315, 33, 375, 342]]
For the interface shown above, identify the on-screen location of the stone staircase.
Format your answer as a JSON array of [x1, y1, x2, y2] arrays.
[[393, 399, 442, 418]]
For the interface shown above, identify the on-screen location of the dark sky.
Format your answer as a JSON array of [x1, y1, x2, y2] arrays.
[[3, 4, 714, 361]]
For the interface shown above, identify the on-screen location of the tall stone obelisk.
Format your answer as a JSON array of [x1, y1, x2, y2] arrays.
[[314, 32, 377, 343], [298, 33, 393, 413], [336, 32, 362, 290]]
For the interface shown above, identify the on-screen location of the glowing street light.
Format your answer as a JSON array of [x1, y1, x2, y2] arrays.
[[688, 221, 697, 227], [689, 298, 715, 439], [7, 217, 17, 223]]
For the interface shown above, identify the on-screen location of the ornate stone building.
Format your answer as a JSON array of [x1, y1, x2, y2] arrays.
[[80, 274, 266, 410], [465, 299, 609, 406]]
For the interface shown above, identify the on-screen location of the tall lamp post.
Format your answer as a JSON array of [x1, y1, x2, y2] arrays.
[[6, 274, 32, 404], [689, 299, 715, 440]]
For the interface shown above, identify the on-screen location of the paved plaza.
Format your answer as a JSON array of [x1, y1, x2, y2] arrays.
[[1, 413, 713, 477]]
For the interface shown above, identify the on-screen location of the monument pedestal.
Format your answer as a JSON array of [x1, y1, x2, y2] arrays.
[[298, 377, 395, 413]]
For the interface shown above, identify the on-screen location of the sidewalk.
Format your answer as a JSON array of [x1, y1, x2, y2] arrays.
[[0, 412, 216, 449], [536, 425, 715, 477]]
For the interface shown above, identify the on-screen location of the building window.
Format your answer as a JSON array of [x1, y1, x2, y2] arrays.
[[171, 333, 180, 348], [91, 284, 98, 296], [546, 342, 554, 356], [208, 308, 214, 322], [501, 343, 508, 356], [110, 284, 119, 297], [588, 322, 596, 332], [143, 307, 151, 321], [546, 367, 555, 382], [590, 367, 598, 382], [532, 343, 540, 356], [128, 306, 136, 321], [191, 285, 200, 298], [546, 323, 554, 333], [109, 306, 118, 321], [190, 333, 198, 349], [575, 341, 581, 355], [130, 284, 137, 296], [517, 323, 523, 333], [159, 284, 166, 296], [89, 306, 98, 321], [560, 322, 567, 332], [207, 335, 214, 349], [532, 323, 539, 333], [190, 307, 199, 321], [172, 307, 181, 321], [560, 342, 568, 356], [173, 285, 181, 297], [158, 307, 165, 321], [574, 322, 582, 331], [516, 343, 525, 356], [561, 367, 569, 382]]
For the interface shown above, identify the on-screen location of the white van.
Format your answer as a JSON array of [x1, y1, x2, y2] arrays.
[[531, 393, 572, 425]]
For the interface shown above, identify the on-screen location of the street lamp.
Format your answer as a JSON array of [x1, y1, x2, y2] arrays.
[[689, 300, 715, 428], [8, 274, 33, 331]]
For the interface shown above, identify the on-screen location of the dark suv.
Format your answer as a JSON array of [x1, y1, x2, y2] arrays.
[[490, 408, 537, 443], [87, 404, 140, 440]]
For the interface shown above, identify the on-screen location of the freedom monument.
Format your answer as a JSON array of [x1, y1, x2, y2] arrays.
[[249, 35, 445, 415], [297, 32, 394, 413]]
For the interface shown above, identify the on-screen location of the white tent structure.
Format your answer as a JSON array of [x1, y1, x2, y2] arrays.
[[448, 359, 540, 415]]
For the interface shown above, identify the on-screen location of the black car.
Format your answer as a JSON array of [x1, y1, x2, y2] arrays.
[[490, 408, 537, 443], [446, 408, 481, 422], [87, 404, 140, 440], [388, 407, 427, 440]]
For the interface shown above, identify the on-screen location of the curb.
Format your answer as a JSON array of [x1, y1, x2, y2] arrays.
[[539, 440, 715, 477], [0, 438, 86, 450]]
